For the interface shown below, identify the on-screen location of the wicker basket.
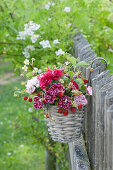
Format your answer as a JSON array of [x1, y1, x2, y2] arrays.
[[44, 106, 84, 143]]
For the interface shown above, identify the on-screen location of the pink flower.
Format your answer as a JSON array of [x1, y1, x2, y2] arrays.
[[44, 91, 56, 104], [33, 96, 39, 102], [47, 83, 65, 95], [87, 86, 92, 95], [58, 95, 71, 110], [74, 94, 87, 108], [33, 99, 43, 109]]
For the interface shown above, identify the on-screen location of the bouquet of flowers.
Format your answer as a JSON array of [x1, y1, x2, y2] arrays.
[[23, 56, 92, 118]]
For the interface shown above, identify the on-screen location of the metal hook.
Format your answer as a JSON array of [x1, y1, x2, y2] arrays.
[[88, 57, 108, 85]]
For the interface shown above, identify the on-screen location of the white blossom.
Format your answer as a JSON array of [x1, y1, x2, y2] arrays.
[[32, 67, 39, 74], [26, 76, 39, 94], [7, 152, 11, 156], [24, 59, 29, 65], [51, 2, 55, 6], [53, 39, 60, 44], [20, 145, 24, 148], [108, 48, 113, 53], [17, 21, 40, 40], [64, 7, 71, 13], [39, 40, 51, 48], [48, 18, 51, 21], [28, 107, 33, 112], [31, 34, 40, 43], [22, 51, 30, 58], [22, 65, 28, 71], [55, 49, 65, 56], [23, 45, 35, 58], [45, 4, 50, 10], [67, 23, 71, 26]]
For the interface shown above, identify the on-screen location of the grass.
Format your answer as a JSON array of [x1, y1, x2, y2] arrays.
[[0, 62, 45, 170]]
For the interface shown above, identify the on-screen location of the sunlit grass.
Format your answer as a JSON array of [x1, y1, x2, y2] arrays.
[[0, 77, 45, 170]]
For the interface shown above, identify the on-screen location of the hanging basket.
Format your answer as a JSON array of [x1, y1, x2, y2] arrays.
[[44, 106, 84, 143]]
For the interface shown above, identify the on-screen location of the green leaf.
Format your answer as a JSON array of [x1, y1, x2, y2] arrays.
[[26, 71, 34, 77], [76, 61, 89, 67], [80, 85, 87, 93], [68, 71, 74, 76], [67, 56, 78, 66]]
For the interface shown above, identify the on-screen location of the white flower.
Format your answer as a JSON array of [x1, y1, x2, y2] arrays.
[[32, 67, 38, 74], [28, 107, 33, 112], [108, 48, 113, 53], [64, 7, 71, 13], [26, 45, 35, 51], [39, 40, 51, 48], [26, 76, 39, 94], [51, 2, 55, 6], [6, 33, 9, 37], [67, 23, 71, 26], [45, 4, 50, 10], [17, 21, 40, 40], [65, 61, 69, 65], [20, 145, 24, 148], [38, 69, 42, 73], [23, 45, 35, 58], [48, 18, 51, 21], [53, 39, 60, 44], [55, 49, 65, 56], [7, 152, 11, 156], [22, 65, 28, 71], [22, 51, 30, 58], [31, 34, 40, 43], [0, 122, 3, 125], [24, 59, 29, 65]]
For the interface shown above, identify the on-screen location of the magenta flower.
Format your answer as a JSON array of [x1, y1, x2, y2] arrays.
[[33, 96, 39, 102], [33, 99, 43, 109], [58, 95, 71, 110], [47, 83, 65, 96], [44, 91, 56, 104], [74, 94, 87, 108]]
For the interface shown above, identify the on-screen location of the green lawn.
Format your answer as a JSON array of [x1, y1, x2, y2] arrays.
[[0, 65, 45, 170]]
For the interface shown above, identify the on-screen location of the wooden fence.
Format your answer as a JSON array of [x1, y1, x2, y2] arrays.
[[69, 33, 113, 170]]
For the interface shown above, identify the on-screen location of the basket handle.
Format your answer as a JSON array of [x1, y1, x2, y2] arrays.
[[88, 57, 108, 85]]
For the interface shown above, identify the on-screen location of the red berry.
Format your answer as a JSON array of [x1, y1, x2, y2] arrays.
[[58, 92, 64, 97], [24, 96, 28, 100], [78, 104, 83, 109], [71, 107, 76, 113], [63, 110, 68, 116], [38, 92, 41, 97], [83, 79, 88, 84], [28, 97, 32, 102], [58, 109, 62, 113]]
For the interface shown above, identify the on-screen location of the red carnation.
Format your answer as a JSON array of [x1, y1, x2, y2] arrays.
[[70, 80, 79, 90]]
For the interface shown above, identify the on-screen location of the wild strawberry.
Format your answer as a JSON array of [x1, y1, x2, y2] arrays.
[[58, 109, 62, 113], [78, 104, 83, 109], [28, 97, 32, 102], [83, 79, 88, 84], [24, 96, 28, 100], [38, 92, 41, 97], [71, 107, 76, 113], [63, 110, 68, 116], [58, 92, 64, 97]]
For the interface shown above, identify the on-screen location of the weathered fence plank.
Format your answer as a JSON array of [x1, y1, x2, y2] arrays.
[[69, 33, 113, 170]]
